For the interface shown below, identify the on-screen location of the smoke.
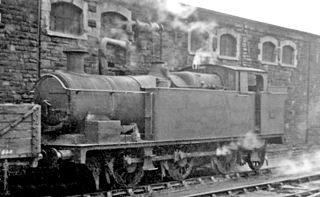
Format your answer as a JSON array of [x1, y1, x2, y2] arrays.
[[158, 0, 197, 20], [216, 141, 238, 156], [166, 1, 195, 19], [216, 131, 265, 156], [153, 0, 217, 32], [99, 0, 218, 40], [186, 21, 217, 33], [274, 152, 320, 176], [216, 145, 232, 156], [239, 131, 265, 150], [165, 12, 217, 32]]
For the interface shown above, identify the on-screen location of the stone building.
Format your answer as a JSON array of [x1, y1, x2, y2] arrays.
[[1, 0, 320, 144]]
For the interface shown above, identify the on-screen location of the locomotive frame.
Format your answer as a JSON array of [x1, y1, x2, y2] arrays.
[[30, 49, 286, 192]]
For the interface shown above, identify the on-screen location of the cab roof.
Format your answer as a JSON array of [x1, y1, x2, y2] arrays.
[[180, 64, 267, 73]]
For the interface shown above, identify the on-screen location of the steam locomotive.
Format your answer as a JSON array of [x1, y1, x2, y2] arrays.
[[4, 48, 286, 195]]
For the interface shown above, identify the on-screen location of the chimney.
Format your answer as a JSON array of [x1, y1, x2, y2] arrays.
[[148, 61, 169, 78], [63, 48, 88, 74], [148, 61, 170, 87]]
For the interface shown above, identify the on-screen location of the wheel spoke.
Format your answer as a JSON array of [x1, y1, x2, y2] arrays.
[[111, 157, 144, 188], [212, 152, 236, 174], [167, 158, 193, 181]]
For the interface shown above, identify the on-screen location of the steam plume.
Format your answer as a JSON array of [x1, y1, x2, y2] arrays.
[[240, 131, 265, 150], [216, 131, 265, 156], [154, 0, 217, 32], [274, 151, 320, 176]]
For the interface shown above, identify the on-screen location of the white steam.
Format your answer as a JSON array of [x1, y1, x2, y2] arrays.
[[162, 0, 196, 19], [134, 0, 219, 68], [274, 152, 320, 176], [240, 131, 265, 150], [216, 141, 238, 156], [216, 131, 265, 156], [164, 13, 217, 32], [155, 0, 217, 32]]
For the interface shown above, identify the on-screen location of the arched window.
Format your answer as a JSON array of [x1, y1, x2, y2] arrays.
[[101, 12, 127, 39], [258, 36, 278, 65], [282, 45, 294, 65], [280, 40, 297, 67], [262, 42, 276, 63], [99, 3, 132, 39], [220, 34, 237, 57], [50, 2, 83, 35]]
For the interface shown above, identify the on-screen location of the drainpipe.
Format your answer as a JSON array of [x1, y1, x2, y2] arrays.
[[305, 41, 311, 143], [98, 37, 129, 75], [37, 0, 42, 79], [159, 24, 164, 61]]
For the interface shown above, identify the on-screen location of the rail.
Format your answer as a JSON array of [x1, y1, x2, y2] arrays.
[[185, 172, 320, 197], [68, 167, 274, 197]]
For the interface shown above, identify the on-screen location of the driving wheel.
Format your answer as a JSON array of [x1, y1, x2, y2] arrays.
[[167, 158, 193, 180], [212, 152, 236, 174], [112, 158, 144, 188]]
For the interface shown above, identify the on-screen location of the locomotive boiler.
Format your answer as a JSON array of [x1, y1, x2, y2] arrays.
[[24, 48, 287, 194], [35, 49, 223, 138]]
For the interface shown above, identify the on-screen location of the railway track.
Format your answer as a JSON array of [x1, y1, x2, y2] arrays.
[[185, 172, 320, 197], [6, 150, 317, 197], [67, 156, 320, 197], [69, 167, 274, 197]]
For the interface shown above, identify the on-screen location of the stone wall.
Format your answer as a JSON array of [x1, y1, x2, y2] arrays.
[[39, 0, 190, 74], [0, 0, 39, 103], [1, 0, 320, 145]]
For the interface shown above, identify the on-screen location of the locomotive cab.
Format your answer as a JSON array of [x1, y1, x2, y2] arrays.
[[181, 64, 286, 142]]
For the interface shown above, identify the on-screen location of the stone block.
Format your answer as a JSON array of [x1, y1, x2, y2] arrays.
[[84, 120, 121, 143], [88, 19, 96, 28], [88, 4, 97, 13]]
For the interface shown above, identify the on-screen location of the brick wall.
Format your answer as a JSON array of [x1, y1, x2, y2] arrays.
[[1, 0, 320, 145]]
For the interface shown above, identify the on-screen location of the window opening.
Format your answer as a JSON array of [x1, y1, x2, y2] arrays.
[[50, 2, 83, 35], [220, 34, 236, 57]]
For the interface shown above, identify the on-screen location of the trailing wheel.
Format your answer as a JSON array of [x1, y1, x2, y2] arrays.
[[247, 145, 266, 171], [167, 158, 193, 180]]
